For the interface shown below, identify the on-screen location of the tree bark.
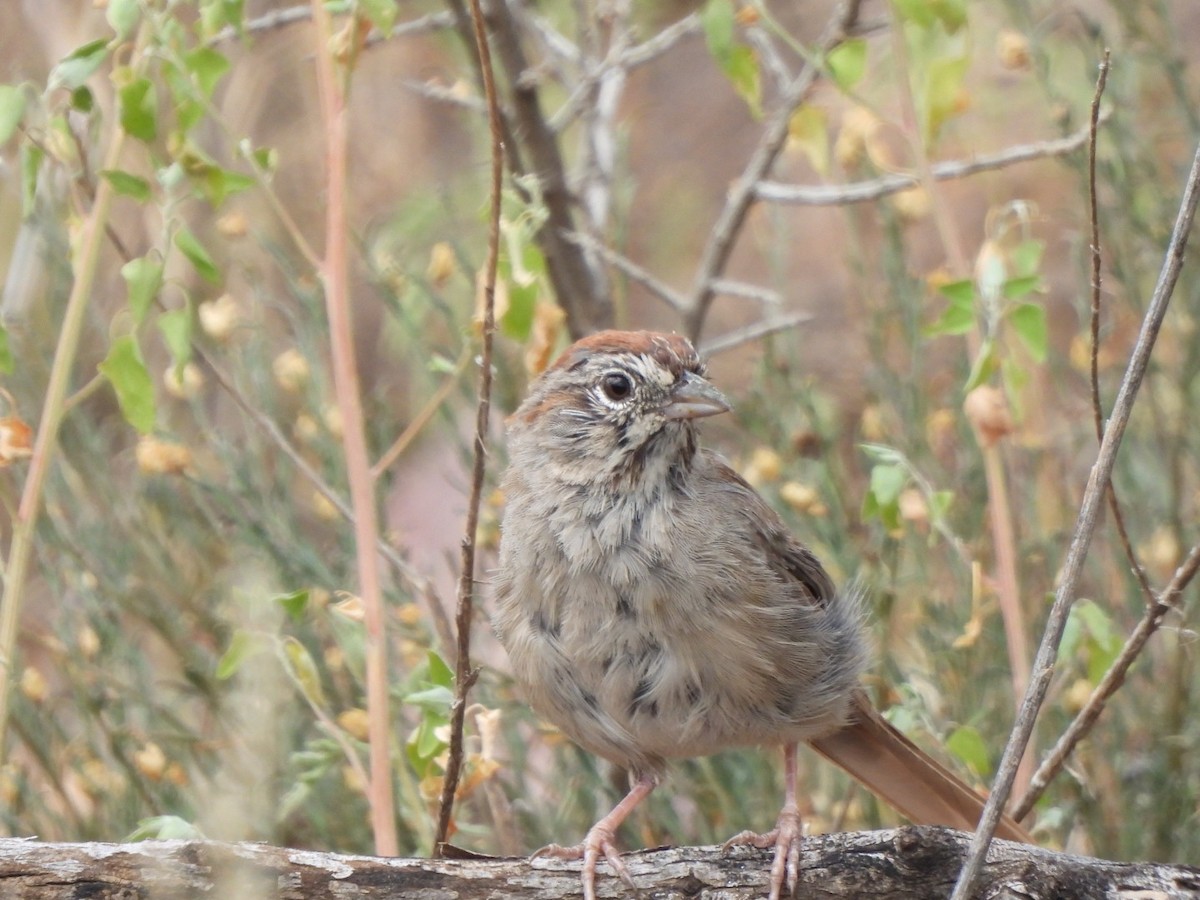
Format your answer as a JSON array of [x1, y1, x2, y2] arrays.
[[1, 828, 1197, 899]]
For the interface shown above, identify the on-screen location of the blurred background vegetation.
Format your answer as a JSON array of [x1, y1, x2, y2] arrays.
[[0, 0, 1197, 869]]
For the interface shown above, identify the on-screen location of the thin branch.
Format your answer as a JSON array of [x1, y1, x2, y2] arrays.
[[399, 78, 488, 114], [699, 310, 814, 356], [372, 352, 470, 479], [432, 0, 503, 854], [1013, 540, 1200, 820], [550, 13, 701, 134], [562, 230, 687, 312], [1084, 54, 1154, 605], [755, 119, 1101, 205], [683, 0, 863, 341], [209, 7, 455, 46], [951, 130, 1200, 900], [709, 278, 783, 305], [619, 13, 701, 69], [309, 0, 397, 855]]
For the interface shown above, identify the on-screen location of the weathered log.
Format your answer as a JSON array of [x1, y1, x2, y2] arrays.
[[1, 828, 1197, 899]]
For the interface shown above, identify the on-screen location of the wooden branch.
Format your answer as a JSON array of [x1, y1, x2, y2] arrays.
[[2, 831, 1197, 899]]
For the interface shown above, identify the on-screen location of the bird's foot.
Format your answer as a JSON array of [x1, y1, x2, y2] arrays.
[[722, 804, 803, 900], [533, 823, 635, 900]]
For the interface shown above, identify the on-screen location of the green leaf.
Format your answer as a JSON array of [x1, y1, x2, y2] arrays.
[[1008, 302, 1047, 362], [0, 324, 12, 374], [216, 629, 262, 679], [427, 650, 454, 689], [405, 685, 454, 713], [869, 463, 907, 507], [923, 53, 969, 141], [20, 143, 43, 218], [126, 816, 205, 842], [359, 0, 398, 36], [937, 279, 975, 306], [924, 300, 975, 337], [199, 0, 245, 36], [275, 589, 311, 623], [157, 308, 193, 369], [120, 255, 163, 324], [787, 105, 829, 177], [70, 86, 95, 113], [118, 77, 158, 142], [183, 47, 230, 99], [963, 339, 997, 393], [282, 636, 327, 708], [1011, 239, 1044, 277], [946, 724, 990, 778], [929, 490, 954, 523], [723, 44, 762, 118], [859, 442, 905, 466], [103, 169, 152, 203], [0, 84, 27, 146], [700, 0, 735, 61], [1002, 274, 1042, 300], [201, 166, 255, 207], [107, 0, 140, 38], [174, 227, 221, 283], [827, 38, 867, 91], [892, 0, 935, 27], [1069, 600, 1123, 684], [49, 39, 109, 91], [98, 336, 156, 433]]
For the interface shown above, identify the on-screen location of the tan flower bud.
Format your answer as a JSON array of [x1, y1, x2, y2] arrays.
[[963, 385, 1013, 447]]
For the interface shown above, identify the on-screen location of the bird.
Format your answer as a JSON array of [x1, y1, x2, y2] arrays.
[[493, 329, 1032, 899]]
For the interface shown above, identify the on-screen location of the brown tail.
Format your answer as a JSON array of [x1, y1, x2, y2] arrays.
[[807, 693, 1033, 843]]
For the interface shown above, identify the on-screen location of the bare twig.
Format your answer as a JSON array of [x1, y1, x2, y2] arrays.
[[562, 230, 688, 312], [1083, 54, 1154, 605], [700, 311, 814, 356], [309, 0, 397, 855], [372, 352, 471, 479], [432, 0, 503, 855], [399, 78, 488, 114], [709, 279, 782, 305], [1013, 540, 1200, 820], [951, 132, 1200, 900], [683, 0, 863, 341], [756, 119, 1102, 205], [550, 13, 701, 133], [209, 7, 455, 46], [619, 13, 701, 69]]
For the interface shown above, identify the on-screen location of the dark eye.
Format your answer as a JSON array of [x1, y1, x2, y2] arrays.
[[600, 372, 633, 401]]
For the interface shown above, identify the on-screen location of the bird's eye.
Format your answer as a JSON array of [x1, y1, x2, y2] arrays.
[[600, 372, 633, 401]]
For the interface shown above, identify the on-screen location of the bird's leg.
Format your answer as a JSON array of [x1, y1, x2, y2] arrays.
[[533, 772, 658, 900], [722, 742, 803, 900]]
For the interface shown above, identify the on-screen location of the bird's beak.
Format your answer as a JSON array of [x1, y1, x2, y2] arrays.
[[662, 372, 731, 420]]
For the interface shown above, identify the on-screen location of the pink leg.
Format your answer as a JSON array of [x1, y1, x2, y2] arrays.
[[533, 773, 657, 900], [722, 743, 803, 900]]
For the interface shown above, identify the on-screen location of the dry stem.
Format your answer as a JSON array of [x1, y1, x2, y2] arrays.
[[432, 0, 503, 854]]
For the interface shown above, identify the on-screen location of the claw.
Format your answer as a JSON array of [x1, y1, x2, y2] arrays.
[[722, 806, 802, 900], [531, 774, 658, 899], [722, 743, 805, 899], [533, 829, 636, 900]]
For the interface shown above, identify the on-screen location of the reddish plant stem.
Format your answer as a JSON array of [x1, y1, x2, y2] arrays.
[[309, 1, 397, 856]]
